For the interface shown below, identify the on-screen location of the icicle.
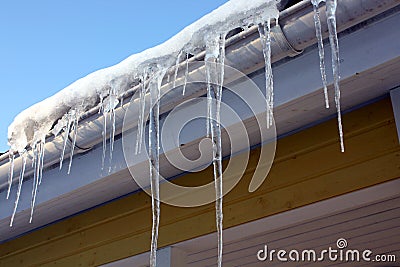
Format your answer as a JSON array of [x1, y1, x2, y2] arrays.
[[98, 92, 107, 169], [109, 106, 115, 172], [104, 92, 119, 172], [182, 53, 189, 96], [10, 151, 27, 227], [311, 0, 329, 108], [30, 140, 45, 223], [60, 113, 73, 170], [136, 73, 147, 155], [68, 111, 79, 174], [258, 19, 274, 128], [173, 50, 183, 88], [148, 68, 165, 267], [102, 106, 107, 169], [205, 33, 226, 267], [326, 0, 344, 152], [109, 94, 118, 159], [206, 71, 212, 138], [218, 36, 226, 94], [30, 143, 38, 222], [7, 153, 15, 199], [100, 92, 119, 170], [38, 141, 45, 185]]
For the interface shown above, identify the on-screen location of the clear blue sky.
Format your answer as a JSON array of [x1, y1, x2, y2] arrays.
[[0, 0, 228, 152]]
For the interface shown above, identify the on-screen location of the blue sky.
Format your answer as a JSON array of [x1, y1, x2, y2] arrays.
[[0, 0, 228, 152]]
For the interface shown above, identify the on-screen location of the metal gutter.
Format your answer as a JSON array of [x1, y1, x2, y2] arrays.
[[0, 0, 399, 190]]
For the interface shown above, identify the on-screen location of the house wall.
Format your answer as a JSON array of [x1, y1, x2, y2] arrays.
[[0, 98, 399, 266]]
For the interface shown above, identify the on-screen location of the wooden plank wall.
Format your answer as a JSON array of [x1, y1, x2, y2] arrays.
[[0, 98, 399, 266]]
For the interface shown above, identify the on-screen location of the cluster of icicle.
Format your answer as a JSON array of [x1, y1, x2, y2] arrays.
[[5, 0, 343, 266], [312, 0, 344, 152]]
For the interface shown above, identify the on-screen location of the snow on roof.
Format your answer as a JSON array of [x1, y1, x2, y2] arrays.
[[8, 0, 280, 153]]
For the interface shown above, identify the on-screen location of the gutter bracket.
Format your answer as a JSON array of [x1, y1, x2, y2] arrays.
[[271, 23, 303, 57]]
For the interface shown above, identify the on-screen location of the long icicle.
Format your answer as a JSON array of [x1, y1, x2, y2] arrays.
[[7, 153, 15, 199], [136, 73, 147, 155], [30, 140, 45, 223], [148, 68, 164, 267], [326, 0, 344, 152], [258, 19, 274, 128], [205, 33, 226, 267], [10, 151, 27, 227], [30, 143, 38, 222], [216, 33, 225, 267], [312, 0, 329, 108]]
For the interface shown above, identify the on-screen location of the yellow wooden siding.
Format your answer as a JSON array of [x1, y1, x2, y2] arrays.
[[0, 98, 399, 266]]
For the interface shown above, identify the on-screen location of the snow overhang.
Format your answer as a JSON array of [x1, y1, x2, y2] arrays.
[[0, 0, 400, 242]]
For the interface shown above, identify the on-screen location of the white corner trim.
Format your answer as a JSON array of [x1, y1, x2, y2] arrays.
[[390, 87, 400, 144]]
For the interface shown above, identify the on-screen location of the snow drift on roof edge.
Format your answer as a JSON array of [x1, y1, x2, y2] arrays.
[[7, 0, 280, 153]]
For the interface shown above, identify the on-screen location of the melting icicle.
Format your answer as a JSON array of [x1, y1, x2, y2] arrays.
[[182, 53, 189, 95], [30, 140, 45, 223], [7, 153, 15, 199], [258, 19, 274, 128], [205, 33, 226, 267], [68, 111, 79, 174], [326, 0, 344, 152], [10, 151, 27, 227], [173, 50, 183, 88], [136, 74, 147, 155], [148, 67, 165, 267], [312, 0, 329, 108]]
